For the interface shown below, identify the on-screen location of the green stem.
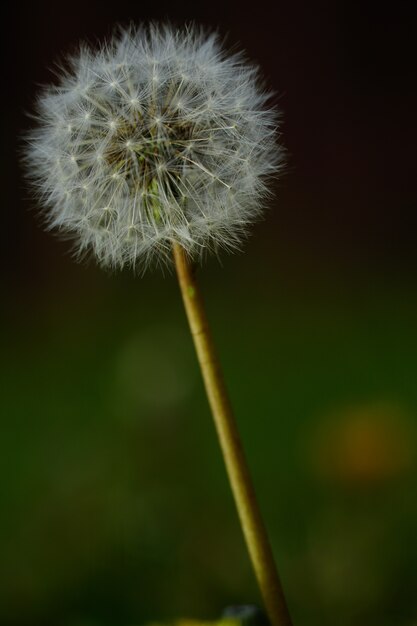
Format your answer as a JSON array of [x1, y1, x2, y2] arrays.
[[172, 242, 293, 626]]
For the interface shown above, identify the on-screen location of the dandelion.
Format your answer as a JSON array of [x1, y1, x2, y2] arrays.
[[24, 24, 283, 270], [23, 24, 291, 626]]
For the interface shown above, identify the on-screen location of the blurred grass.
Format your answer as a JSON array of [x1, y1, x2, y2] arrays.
[[2, 253, 417, 626]]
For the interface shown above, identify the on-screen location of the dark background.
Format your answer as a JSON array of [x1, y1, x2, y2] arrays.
[[2, 2, 417, 626]]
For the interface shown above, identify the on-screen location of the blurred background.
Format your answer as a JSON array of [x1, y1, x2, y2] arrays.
[[2, 1, 417, 625]]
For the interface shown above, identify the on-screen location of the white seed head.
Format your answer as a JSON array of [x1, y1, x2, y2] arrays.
[[23, 24, 284, 271]]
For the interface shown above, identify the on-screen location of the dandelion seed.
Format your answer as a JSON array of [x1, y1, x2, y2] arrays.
[[23, 23, 284, 272]]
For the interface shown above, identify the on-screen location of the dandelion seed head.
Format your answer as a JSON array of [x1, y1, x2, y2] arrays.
[[23, 23, 284, 271]]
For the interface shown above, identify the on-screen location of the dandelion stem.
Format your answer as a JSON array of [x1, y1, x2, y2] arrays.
[[172, 242, 293, 626]]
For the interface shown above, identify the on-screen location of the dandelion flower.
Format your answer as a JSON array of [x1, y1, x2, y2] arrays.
[[24, 24, 283, 270], [23, 24, 292, 626]]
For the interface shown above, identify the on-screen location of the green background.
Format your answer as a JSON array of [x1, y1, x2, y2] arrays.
[[3, 232, 417, 626]]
